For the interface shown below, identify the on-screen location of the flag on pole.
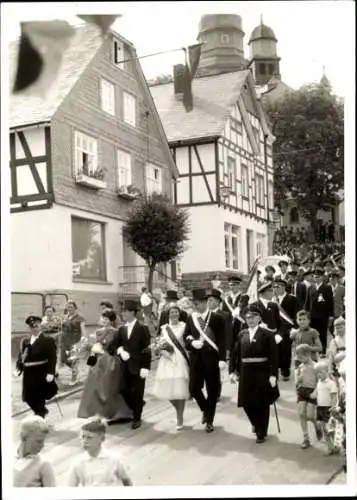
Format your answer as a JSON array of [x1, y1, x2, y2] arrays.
[[77, 15, 121, 34], [245, 256, 261, 303], [182, 43, 202, 112], [13, 20, 75, 98]]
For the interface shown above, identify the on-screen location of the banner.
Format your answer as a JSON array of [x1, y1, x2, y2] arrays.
[[246, 256, 261, 303]]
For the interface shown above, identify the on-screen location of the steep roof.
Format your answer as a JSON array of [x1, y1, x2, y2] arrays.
[[9, 23, 103, 129], [149, 70, 251, 143]]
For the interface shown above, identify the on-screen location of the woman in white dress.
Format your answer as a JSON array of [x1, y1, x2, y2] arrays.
[[152, 305, 190, 430]]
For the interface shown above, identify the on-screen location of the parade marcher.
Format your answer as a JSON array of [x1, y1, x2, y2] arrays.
[[290, 310, 322, 366], [14, 415, 55, 487], [327, 316, 346, 375], [152, 305, 190, 430], [329, 270, 345, 319], [272, 279, 298, 381], [157, 290, 188, 332], [276, 259, 289, 281], [230, 294, 250, 351], [77, 310, 132, 422], [294, 344, 322, 449], [15, 316, 57, 419], [229, 305, 279, 444], [289, 269, 307, 310], [306, 266, 334, 355], [264, 265, 276, 282], [221, 275, 243, 316], [250, 282, 281, 333], [183, 289, 226, 433], [60, 301, 86, 385], [68, 417, 133, 486], [107, 299, 151, 430]]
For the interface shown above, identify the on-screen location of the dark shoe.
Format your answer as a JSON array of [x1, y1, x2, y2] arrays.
[[206, 423, 214, 433], [131, 420, 142, 430], [256, 436, 266, 444], [301, 439, 311, 449], [201, 413, 207, 425], [315, 424, 323, 441], [251, 426, 256, 434]]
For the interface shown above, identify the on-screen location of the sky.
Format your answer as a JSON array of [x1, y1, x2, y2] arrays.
[[2, 1, 355, 97]]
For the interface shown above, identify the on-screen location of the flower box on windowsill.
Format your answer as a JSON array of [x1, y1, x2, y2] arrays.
[[75, 174, 106, 189], [117, 185, 141, 200]]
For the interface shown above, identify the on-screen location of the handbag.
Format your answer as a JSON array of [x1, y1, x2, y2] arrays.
[[87, 354, 97, 367]]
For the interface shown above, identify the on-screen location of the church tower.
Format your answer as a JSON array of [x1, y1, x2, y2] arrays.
[[196, 14, 246, 76], [248, 17, 281, 86]]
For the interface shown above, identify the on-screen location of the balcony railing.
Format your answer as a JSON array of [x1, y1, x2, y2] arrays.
[[118, 265, 177, 294]]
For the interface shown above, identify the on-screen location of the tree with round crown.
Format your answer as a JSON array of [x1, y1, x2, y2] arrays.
[[122, 193, 190, 293]]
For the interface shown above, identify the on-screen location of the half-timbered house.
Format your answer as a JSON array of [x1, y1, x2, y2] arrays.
[[9, 23, 178, 325], [150, 69, 276, 283]]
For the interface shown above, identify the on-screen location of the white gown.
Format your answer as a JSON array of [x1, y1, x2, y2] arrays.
[[152, 322, 190, 400]]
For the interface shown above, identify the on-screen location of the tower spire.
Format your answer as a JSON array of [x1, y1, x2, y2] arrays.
[[260, 14, 263, 25]]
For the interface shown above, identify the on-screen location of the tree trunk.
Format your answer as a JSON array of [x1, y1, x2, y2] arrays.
[[307, 210, 318, 243], [147, 263, 156, 294]]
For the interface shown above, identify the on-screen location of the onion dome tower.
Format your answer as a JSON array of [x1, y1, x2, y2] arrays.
[[248, 16, 281, 85]]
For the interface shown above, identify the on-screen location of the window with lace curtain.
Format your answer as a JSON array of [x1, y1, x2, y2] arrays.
[[117, 149, 132, 187]]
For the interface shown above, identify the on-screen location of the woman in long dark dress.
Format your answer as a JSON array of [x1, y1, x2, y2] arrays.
[[77, 310, 132, 422]]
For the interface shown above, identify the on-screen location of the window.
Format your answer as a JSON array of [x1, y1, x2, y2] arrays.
[[268, 181, 274, 209], [220, 33, 230, 44], [146, 163, 162, 194], [256, 174, 265, 205], [227, 157, 236, 192], [269, 63, 275, 75], [230, 117, 242, 135], [256, 233, 266, 258], [74, 131, 98, 176], [123, 91, 136, 127], [259, 63, 266, 75], [71, 217, 106, 281], [100, 78, 115, 115], [117, 149, 132, 187], [241, 165, 249, 198], [224, 223, 241, 270], [113, 39, 124, 70], [266, 144, 273, 157], [290, 207, 299, 224]]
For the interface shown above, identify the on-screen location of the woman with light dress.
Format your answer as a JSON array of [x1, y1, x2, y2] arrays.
[[152, 305, 190, 430], [14, 415, 55, 487], [77, 309, 132, 422]]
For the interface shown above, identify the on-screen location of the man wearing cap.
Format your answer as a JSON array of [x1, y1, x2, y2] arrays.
[[250, 282, 281, 333], [183, 289, 226, 433], [272, 279, 298, 381], [229, 305, 279, 443], [276, 259, 289, 282], [15, 316, 57, 419], [157, 290, 188, 333], [222, 276, 243, 317], [107, 299, 151, 430], [306, 267, 334, 354], [329, 270, 345, 319], [289, 268, 307, 311]]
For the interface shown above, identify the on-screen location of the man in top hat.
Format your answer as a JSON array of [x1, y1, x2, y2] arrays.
[[250, 282, 281, 333], [107, 299, 151, 429], [272, 279, 298, 381], [306, 266, 334, 354], [183, 289, 226, 432], [222, 275, 243, 317], [229, 304, 279, 444], [15, 315, 57, 419], [157, 290, 188, 332], [329, 269, 345, 319], [276, 259, 289, 281]]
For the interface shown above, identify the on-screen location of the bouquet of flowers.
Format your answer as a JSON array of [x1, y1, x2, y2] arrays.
[[153, 337, 174, 357]]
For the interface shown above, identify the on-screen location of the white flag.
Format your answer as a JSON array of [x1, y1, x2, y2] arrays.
[[246, 256, 261, 303]]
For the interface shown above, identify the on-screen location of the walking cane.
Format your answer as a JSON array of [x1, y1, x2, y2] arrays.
[[273, 401, 281, 433], [54, 396, 64, 418]]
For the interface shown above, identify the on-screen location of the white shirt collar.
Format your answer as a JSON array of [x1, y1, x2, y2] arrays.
[[279, 292, 287, 303], [248, 325, 259, 341], [194, 309, 209, 320], [260, 297, 268, 307], [125, 319, 137, 330]]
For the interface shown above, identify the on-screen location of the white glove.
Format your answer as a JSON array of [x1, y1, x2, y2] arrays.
[[191, 340, 204, 350], [275, 334, 283, 344], [269, 376, 277, 387], [46, 374, 54, 382], [117, 347, 130, 361], [91, 342, 104, 355], [232, 308, 240, 318], [13, 369, 21, 377], [140, 368, 149, 379], [219, 361, 226, 370], [229, 373, 238, 384]]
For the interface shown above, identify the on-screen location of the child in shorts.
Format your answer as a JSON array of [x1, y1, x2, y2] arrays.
[[295, 344, 322, 449], [312, 360, 338, 455], [68, 417, 133, 486], [291, 310, 322, 369]]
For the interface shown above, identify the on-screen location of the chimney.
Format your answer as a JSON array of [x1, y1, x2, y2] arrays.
[[173, 64, 185, 101]]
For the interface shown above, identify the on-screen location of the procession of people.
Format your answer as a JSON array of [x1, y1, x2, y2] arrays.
[[13, 250, 347, 486]]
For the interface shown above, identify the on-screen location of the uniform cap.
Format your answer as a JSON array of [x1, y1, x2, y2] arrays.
[[25, 315, 42, 327], [274, 278, 288, 287], [228, 275, 242, 283], [245, 304, 262, 317], [278, 259, 289, 267], [258, 281, 273, 294]]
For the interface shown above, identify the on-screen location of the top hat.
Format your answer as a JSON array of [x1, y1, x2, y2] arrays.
[[25, 315, 42, 327], [191, 288, 208, 301], [166, 290, 179, 301], [228, 275, 242, 284], [265, 265, 275, 273], [258, 282, 273, 294], [246, 304, 262, 317], [206, 288, 222, 301], [278, 259, 289, 267], [122, 299, 139, 311]]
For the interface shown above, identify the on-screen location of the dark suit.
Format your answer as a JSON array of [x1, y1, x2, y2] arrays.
[[108, 321, 151, 422], [307, 283, 334, 353], [158, 308, 188, 334], [331, 284, 345, 319], [221, 293, 241, 317], [212, 308, 231, 399], [229, 326, 279, 440], [16, 334, 57, 418], [291, 280, 307, 311], [278, 294, 298, 378], [183, 312, 226, 425], [250, 300, 281, 331]]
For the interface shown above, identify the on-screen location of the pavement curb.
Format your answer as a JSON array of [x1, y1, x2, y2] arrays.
[[326, 465, 345, 485]]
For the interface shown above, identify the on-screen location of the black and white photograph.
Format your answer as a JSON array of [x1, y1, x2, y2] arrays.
[[1, 1, 355, 498]]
